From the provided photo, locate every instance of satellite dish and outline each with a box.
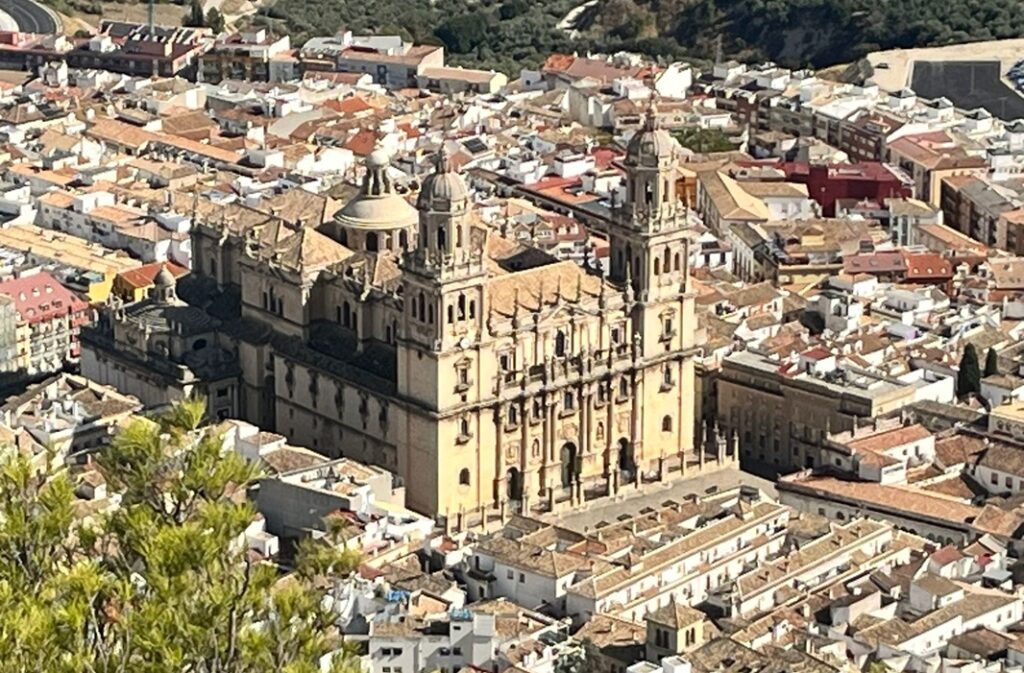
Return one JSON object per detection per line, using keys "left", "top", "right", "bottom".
{"left": 459, "top": 336, "right": 472, "bottom": 350}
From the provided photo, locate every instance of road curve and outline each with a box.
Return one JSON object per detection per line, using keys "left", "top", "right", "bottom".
{"left": 0, "top": 0, "right": 57, "bottom": 33}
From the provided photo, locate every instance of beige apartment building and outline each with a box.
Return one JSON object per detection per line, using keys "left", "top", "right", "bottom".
{"left": 717, "top": 348, "right": 946, "bottom": 473}
{"left": 85, "top": 111, "right": 712, "bottom": 523}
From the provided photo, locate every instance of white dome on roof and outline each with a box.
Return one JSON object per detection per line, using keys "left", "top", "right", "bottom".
{"left": 335, "top": 144, "right": 418, "bottom": 232}
{"left": 625, "top": 99, "right": 678, "bottom": 167}
{"left": 417, "top": 147, "right": 468, "bottom": 211}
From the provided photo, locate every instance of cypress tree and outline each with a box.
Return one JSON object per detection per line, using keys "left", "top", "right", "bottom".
{"left": 957, "top": 343, "right": 981, "bottom": 397}
{"left": 984, "top": 347, "right": 1000, "bottom": 377}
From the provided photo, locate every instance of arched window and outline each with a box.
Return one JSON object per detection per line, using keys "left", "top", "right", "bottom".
{"left": 456, "top": 225, "right": 463, "bottom": 247}
{"left": 674, "top": 252, "right": 681, "bottom": 271}
{"left": 663, "top": 366, "right": 673, "bottom": 386}
{"left": 458, "top": 294, "right": 466, "bottom": 320}
{"left": 459, "top": 468, "right": 471, "bottom": 486}
{"left": 447, "top": 305, "right": 454, "bottom": 324}
{"left": 555, "top": 330, "right": 567, "bottom": 356}
{"left": 460, "top": 416, "right": 470, "bottom": 437}
{"left": 654, "top": 258, "right": 661, "bottom": 275}
{"left": 469, "top": 300, "right": 476, "bottom": 319}
{"left": 428, "top": 306, "right": 435, "bottom": 324}
{"left": 437, "top": 226, "right": 447, "bottom": 251}
{"left": 385, "top": 325, "right": 392, "bottom": 343}
{"left": 209, "top": 257, "right": 217, "bottom": 277}
{"left": 399, "top": 230, "right": 409, "bottom": 250}
{"left": 366, "top": 232, "right": 379, "bottom": 252}
{"left": 342, "top": 301, "right": 351, "bottom": 328}
{"left": 417, "top": 292, "right": 425, "bottom": 321}
{"left": 563, "top": 391, "right": 574, "bottom": 410}
{"left": 663, "top": 248, "right": 670, "bottom": 273}
{"left": 619, "top": 377, "right": 629, "bottom": 398}
{"left": 411, "top": 297, "right": 418, "bottom": 319}
{"left": 662, "top": 415, "right": 672, "bottom": 432}
{"left": 508, "top": 405, "right": 518, "bottom": 426}
{"left": 644, "top": 181, "right": 653, "bottom": 206}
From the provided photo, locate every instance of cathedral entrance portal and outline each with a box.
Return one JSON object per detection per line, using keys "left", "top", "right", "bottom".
{"left": 560, "top": 442, "right": 578, "bottom": 488}
{"left": 618, "top": 438, "right": 635, "bottom": 481}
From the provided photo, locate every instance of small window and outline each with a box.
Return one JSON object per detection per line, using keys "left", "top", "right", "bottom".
{"left": 662, "top": 415, "right": 672, "bottom": 432}
{"left": 459, "top": 468, "right": 470, "bottom": 486}
{"left": 519, "top": 572, "right": 525, "bottom": 583}
{"left": 507, "top": 569, "right": 514, "bottom": 580}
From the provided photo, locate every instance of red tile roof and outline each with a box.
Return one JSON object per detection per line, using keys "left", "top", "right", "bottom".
{"left": 902, "top": 251, "right": 953, "bottom": 280}
{"left": 117, "top": 261, "right": 188, "bottom": 290}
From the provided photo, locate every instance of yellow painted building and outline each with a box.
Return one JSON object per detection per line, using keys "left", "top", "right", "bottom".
{"left": 0, "top": 224, "right": 142, "bottom": 302}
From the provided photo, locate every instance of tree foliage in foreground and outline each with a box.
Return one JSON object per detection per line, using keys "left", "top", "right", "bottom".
{"left": 0, "top": 397, "right": 361, "bottom": 673}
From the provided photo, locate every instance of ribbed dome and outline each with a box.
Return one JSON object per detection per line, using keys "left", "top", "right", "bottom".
{"left": 417, "top": 147, "right": 468, "bottom": 210}
{"left": 626, "top": 99, "right": 677, "bottom": 166}
{"left": 153, "top": 265, "right": 176, "bottom": 289}
{"left": 335, "top": 145, "right": 419, "bottom": 231}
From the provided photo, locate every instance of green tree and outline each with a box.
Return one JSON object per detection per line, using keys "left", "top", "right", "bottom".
{"left": 206, "top": 7, "right": 226, "bottom": 32}
{"left": 184, "top": 0, "right": 204, "bottom": 27}
{"left": 985, "top": 347, "right": 1000, "bottom": 377}
{"left": 957, "top": 343, "right": 982, "bottom": 397}
{"left": 672, "top": 126, "right": 735, "bottom": 153}
{"left": 434, "top": 12, "right": 489, "bottom": 53}
{"left": 0, "top": 398, "right": 362, "bottom": 672}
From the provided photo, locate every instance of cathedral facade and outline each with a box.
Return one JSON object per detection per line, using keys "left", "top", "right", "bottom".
{"left": 84, "top": 115, "right": 713, "bottom": 521}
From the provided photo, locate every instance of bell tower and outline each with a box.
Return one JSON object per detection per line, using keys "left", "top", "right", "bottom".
{"left": 607, "top": 99, "right": 698, "bottom": 476}
{"left": 401, "top": 148, "right": 486, "bottom": 355}
{"left": 608, "top": 100, "right": 696, "bottom": 357}
{"left": 397, "top": 149, "right": 488, "bottom": 516}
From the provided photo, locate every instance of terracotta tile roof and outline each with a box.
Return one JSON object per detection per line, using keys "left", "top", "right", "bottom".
{"left": 324, "top": 96, "right": 373, "bottom": 116}
{"left": 781, "top": 474, "right": 982, "bottom": 526}
{"left": 846, "top": 425, "right": 931, "bottom": 455}
{"left": 343, "top": 127, "right": 378, "bottom": 156}
{"left": 902, "top": 251, "right": 953, "bottom": 280}
{"left": 117, "top": 261, "right": 188, "bottom": 290}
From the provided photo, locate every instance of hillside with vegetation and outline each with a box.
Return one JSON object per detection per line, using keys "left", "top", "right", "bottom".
{"left": 261, "top": 0, "right": 577, "bottom": 74}
{"left": 259, "top": 0, "right": 1024, "bottom": 75}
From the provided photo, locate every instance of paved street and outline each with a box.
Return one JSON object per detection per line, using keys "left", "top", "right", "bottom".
{"left": 0, "top": 0, "right": 56, "bottom": 33}
{"left": 548, "top": 467, "right": 777, "bottom": 532}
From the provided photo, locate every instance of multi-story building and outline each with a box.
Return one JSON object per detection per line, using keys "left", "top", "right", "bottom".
{"left": 198, "top": 29, "right": 292, "bottom": 84}
{"left": 718, "top": 347, "right": 953, "bottom": 473}
{"left": 0, "top": 272, "right": 90, "bottom": 377}
{"left": 0, "top": 295, "right": 18, "bottom": 377}
{"left": 299, "top": 32, "right": 444, "bottom": 89}
{"left": 84, "top": 109, "right": 714, "bottom": 523}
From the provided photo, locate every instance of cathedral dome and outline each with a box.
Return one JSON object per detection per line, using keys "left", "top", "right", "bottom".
{"left": 417, "top": 147, "right": 468, "bottom": 211}
{"left": 335, "top": 145, "right": 418, "bottom": 232}
{"left": 153, "top": 264, "right": 176, "bottom": 289}
{"left": 625, "top": 100, "right": 677, "bottom": 167}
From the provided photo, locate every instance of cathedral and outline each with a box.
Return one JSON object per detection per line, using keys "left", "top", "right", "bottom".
{"left": 83, "top": 111, "right": 721, "bottom": 522}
